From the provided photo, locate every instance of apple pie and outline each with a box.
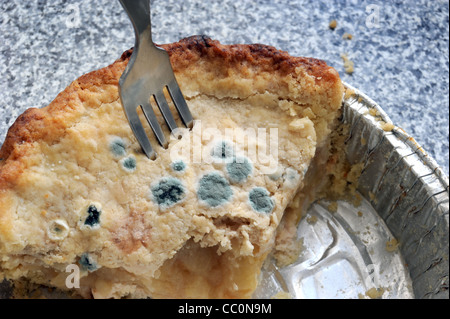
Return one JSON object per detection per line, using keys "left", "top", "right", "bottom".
{"left": 0, "top": 36, "right": 344, "bottom": 298}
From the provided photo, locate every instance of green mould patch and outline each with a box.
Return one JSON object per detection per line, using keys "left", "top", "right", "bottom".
{"left": 79, "top": 253, "right": 98, "bottom": 272}
{"left": 120, "top": 155, "right": 137, "bottom": 172}
{"left": 226, "top": 156, "right": 253, "bottom": 183}
{"left": 211, "top": 140, "right": 234, "bottom": 160}
{"left": 197, "top": 172, "right": 233, "bottom": 208}
{"left": 284, "top": 167, "right": 301, "bottom": 189}
{"left": 109, "top": 137, "right": 127, "bottom": 157}
{"left": 84, "top": 204, "right": 101, "bottom": 227}
{"left": 151, "top": 177, "right": 186, "bottom": 209}
{"left": 249, "top": 187, "right": 274, "bottom": 214}
{"left": 171, "top": 160, "right": 187, "bottom": 172}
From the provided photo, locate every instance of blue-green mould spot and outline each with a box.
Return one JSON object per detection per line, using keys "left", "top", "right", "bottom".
{"left": 211, "top": 141, "right": 234, "bottom": 159}
{"left": 226, "top": 156, "right": 253, "bottom": 183}
{"left": 284, "top": 167, "right": 300, "bottom": 188}
{"left": 249, "top": 187, "right": 274, "bottom": 214}
{"left": 171, "top": 160, "right": 186, "bottom": 172}
{"left": 84, "top": 204, "right": 101, "bottom": 227}
{"left": 120, "top": 156, "right": 137, "bottom": 172}
{"left": 152, "top": 177, "right": 185, "bottom": 208}
{"left": 79, "top": 253, "right": 97, "bottom": 272}
{"left": 197, "top": 173, "right": 233, "bottom": 207}
{"left": 286, "top": 167, "right": 299, "bottom": 181}
{"left": 268, "top": 167, "right": 283, "bottom": 181}
{"left": 110, "top": 137, "right": 127, "bottom": 157}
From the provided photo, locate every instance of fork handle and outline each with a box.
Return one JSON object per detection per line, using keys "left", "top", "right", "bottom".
{"left": 119, "top": 0, "right": 153, "bottom": 44}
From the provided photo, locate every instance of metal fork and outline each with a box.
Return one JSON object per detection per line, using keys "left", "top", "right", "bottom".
{"left": 118, "top": 0, "right": 193, "bottom": 160}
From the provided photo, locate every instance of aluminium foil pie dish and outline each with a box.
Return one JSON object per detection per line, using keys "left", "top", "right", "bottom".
{"left": 0, "top": 37, "right": 448, "bottom": 299}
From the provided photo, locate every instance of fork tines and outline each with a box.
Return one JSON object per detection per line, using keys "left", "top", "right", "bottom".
{"left": 121, "top": 78, "right": 194, "bottom": 160}
{"left": 118, "top": 0, "right": 193, "bottom": 160}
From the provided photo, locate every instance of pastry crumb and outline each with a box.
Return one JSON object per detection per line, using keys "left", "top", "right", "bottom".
{"left": 344, "top": 87, "right": 355, "bottom": 99}
{"left": 360, "top": 136, "right": 367, "bottom": 145}
{"left": 386, "top": 238, "right": 399, "bottom": 252}
{"left": 369, "top": 191, "right": 377, "bottom": 202}
{"left": 329, "top": 19, "right": 338, "bottom": 30}
{"left": 328, "top": 201, "right": 338, "bottom": 212}
{"left": 271, "top": 291, "right": 293, "bottom": 299}
{"left": 380, "top": 121, "right": 395, "bottom": 132}
{"left": 340, "top": 53, "right": 354, "bottom": 74}
{"left": 365, "top": 287, "right": 385, "bottom": 299}
{"left": 342, "top": 33, "right": 353, "bottom": 40}
{"left": 306, "top": 215, "right": 318, "bottom": 224}
{"left": 368, "top": 108, "right": 379, "bottom": 117}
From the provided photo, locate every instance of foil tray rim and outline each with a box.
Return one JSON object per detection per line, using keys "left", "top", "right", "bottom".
{"left": 343, "top": 81, "right": 449, "bottom": 189}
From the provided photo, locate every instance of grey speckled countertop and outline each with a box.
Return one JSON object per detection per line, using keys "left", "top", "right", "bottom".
{"left": 1, "top": 0, "right": 449, "bottom": 176}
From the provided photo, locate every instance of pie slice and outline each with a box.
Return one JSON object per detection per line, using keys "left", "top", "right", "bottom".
{"left": 0, "top": 36, "right": 344, "bottom": 299}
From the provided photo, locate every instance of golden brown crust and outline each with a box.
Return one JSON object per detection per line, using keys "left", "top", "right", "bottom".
{"left": 0, "top": 53, "right": 127, "bottom": 189}
{"left": 164, "top": 35, "right": 340, "bottom": 83}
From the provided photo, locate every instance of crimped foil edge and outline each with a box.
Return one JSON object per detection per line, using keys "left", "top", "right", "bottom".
{"left": 342, "top": 82, "right": 449, "bottom": 299}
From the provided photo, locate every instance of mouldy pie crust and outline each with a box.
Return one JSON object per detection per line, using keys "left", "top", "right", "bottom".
{"left": 0, "top": 36, "right": 344, "bottom": 299}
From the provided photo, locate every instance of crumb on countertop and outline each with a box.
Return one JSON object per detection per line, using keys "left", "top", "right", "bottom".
{"left": 342, "top": 32, "right": 353, "bottom": 40}
{"left": 340, "top": 53, "right": 354, "bottom": 75}
{"left": 329, "top": 19, "right": 338, "bottom": 30}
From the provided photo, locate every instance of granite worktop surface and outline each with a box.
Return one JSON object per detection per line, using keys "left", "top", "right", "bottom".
{"left": 0, "top": 0, "right": 448, "bottom": 176}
